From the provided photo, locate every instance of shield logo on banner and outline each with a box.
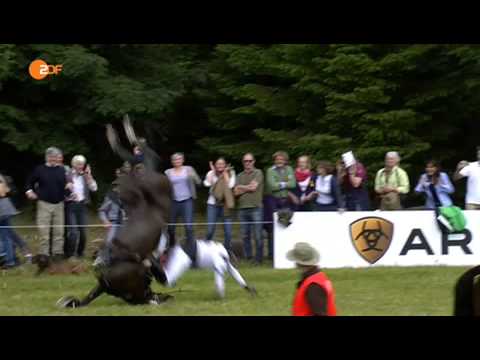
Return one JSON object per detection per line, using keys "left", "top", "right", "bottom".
{"left": 350, "top": 217, "right": 394, "bottom": 264}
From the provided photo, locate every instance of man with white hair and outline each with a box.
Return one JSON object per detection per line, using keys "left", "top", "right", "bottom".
{"left": 26, "top": 147, "right": 72, "bottom": 272}
{"left": 65, "top": 155, "right": 98, "bottom": 258}
{"left": 374, "top": 151, "right": 410, "bottom": 210}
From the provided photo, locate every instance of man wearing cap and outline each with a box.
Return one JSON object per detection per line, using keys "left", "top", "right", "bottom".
{"left": 287, "top": 242, "right": 337, "bottom": 316}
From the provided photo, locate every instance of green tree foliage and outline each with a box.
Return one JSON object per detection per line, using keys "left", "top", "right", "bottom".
{"left": 0, "top": 44, "right": 211, "bottom": 198}
{"left": 2, "top": 44, "right": 480, "bottom": 207}
{"left": 200, "top": 44, "right": 480, "bottom": 193}
{"left": 0, "top": 44, "right": 204, "bottom": 155}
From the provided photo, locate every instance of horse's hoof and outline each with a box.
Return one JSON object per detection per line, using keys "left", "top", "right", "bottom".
{"left": 149, "top": 293, "right": 173, "bottom": 305}
{"left": 246, "top": 286, "right": 257, "bottom": 297}
{"left": 56, "top": 296, "right": 80, "bottom": 309}
{"left": 142, "top": 259, "right": 152, "bottom": 268}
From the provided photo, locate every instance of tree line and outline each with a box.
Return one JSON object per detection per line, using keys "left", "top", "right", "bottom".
{"left": 1, "top": 44, "right": 479, "bottom": 207}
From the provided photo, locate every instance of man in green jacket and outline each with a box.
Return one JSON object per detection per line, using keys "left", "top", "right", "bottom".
{"left": 374, "top": 151, "right": 410, "bottom": 210}
{"left": 263, "top": 151, "right": 296, "bottom": 260}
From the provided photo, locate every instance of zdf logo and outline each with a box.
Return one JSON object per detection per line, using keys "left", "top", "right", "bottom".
{"left": 29, "top": 59, "right": 63, "bottom": 80}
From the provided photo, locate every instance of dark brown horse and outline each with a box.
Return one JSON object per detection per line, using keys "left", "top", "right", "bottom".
{"left": 57, "top": 117, "right": 173, "bottom": 308}
{"left": 454, "top": 265, "right": 480, "bottom": 316}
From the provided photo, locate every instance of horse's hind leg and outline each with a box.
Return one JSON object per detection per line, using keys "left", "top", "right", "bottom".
{"left": 79, "top": 283, "right": 105, "bottom": 306}
{"left": 148, "top": 291, "right": 174, "bottom": 305}
{"left": 57, "top": 283, "right": 105, "bottom": 309}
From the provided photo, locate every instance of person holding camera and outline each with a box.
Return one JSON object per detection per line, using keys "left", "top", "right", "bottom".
{"left": 65, "top": 155, "right": 98, "bottom": 258}
{"left": 415, "top": 160, "right": 454, "bottom": 209}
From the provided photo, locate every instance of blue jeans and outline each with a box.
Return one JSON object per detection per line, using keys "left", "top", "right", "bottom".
{"left": 345, "top": 191, "right": 370, "bottom": 211}
{"left": 94, "top": 220, "right": 122, "bottom": 268}
{"left": 3, "top": 217, "right": 29, "bottom": 254}
{"left": 238, "top": 207, "right": 263, "bottom": 262}
{"left": 66, "top": 202, "right": 88, "bottom": 257}
{"left": 314, "top": 203, "right": 338, "bottom": 211}
{"left": 105, "top": 221, "right": 122, "bottom": 245}
{"left": 168, "top": 198, "right": 196, "bottom": 259}
{"left": 206, "top": 204, "right": 232, "bottom": 251}
{"left": 0, "top": 217, "right": 15, "bottom": 267}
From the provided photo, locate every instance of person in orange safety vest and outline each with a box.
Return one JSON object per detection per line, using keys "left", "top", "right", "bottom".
{"left": 287, "top": 242, "right": 337, "bottom": 316}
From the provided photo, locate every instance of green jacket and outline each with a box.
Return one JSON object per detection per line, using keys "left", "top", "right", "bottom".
{"left": 438, "top": 206, "right": 467, "bottom": 232}
{"left": 374, "top": 166, "right": 410, "bottom": 194}
{"left": 264, "top": 165, "right": 296, "bottom": 198}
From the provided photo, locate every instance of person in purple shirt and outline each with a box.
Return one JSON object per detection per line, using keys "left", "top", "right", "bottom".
{"left": 337, "top": 159, "right": 370, "bottom": 211}
{"left": 164, "top": 153, "right": 202, "bottom": 260}
{"left": 415, "top": 160, "right": 455, "bottom": 209}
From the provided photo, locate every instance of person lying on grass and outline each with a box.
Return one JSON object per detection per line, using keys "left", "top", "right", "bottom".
{"left": 159, "top": 238, "right": 257, "bottom": 299}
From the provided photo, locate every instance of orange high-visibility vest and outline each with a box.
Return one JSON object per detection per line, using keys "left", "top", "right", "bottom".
{"left": 292, "top": 272, "right": 337, "bottom": 316}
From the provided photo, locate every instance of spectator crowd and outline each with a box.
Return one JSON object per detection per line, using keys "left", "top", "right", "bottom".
{"left": 2, "top": 144, "right": 480, "bottom": 270}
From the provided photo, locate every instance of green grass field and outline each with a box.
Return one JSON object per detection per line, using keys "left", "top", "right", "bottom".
{"left": 1, "top": 211, "right": 468, "bottom": 316}
{"left": 0, "top": 263, "right": 467, "bottom": 316}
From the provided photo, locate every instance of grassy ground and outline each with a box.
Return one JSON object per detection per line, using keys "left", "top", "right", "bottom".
{"left": 2, "top": 211, "right": 468, "bottom": 316}
{"left": 0, "top": 263, "right": 467, "bottom": 316}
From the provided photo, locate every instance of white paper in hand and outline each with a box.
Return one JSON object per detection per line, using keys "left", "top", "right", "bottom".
{"left": 342, "top": 151, "right": 356, "bottom": 168}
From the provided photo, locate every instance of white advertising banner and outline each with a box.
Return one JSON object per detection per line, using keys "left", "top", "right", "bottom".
{"left": 274, "top": 210, "right": 480, "bottom": 269}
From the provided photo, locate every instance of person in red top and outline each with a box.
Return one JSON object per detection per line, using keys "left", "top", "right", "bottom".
{"left": 287, "top": 242, "right": 337, "bottom": 316}
{"left": 337, "top": 159, "right": 370, "bottom": 211}
{"left": 289, "top": 155, "right": 315, "bottom": 211}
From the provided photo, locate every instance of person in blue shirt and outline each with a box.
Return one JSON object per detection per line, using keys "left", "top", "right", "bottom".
{"left": 415, "top": 160, "right": 455, "bottom": 209}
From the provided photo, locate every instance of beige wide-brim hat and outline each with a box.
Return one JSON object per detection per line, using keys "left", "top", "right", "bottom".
{"left": 286, "top": 242, "right": 320, "bottom": 266}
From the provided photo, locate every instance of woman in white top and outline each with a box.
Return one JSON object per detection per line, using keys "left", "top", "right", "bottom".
{"left": 306, "top": 161, "right": 343, "bottom": 211}
{"left": 204, "top": 158, "right": 236, "bottom": 251}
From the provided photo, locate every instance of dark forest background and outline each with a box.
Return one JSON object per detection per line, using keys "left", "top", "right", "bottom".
{"left": 1, "top": 44, "right": 479, "bottom": 209}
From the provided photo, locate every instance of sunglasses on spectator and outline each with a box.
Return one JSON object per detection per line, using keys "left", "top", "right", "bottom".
{"left": 243, "top": 159, "right": 254, "bottom": 163}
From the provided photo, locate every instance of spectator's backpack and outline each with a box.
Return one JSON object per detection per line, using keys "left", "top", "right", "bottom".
{"left": 437, "top": 206, "right": 467, "bottom": 233}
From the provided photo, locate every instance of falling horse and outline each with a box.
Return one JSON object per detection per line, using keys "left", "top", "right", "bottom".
{"left": 57, "top": 117, "right": 173, "bottom": 307}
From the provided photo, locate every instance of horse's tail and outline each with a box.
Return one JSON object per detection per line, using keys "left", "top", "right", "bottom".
{"left": 454, "top": 265, "right": 480, "bottom": 316}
